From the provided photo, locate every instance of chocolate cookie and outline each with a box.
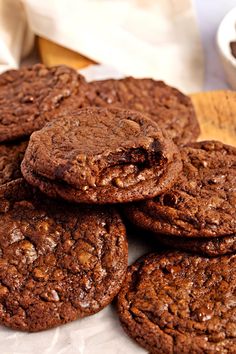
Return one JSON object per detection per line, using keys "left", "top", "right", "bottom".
{"left": 117, "top": 251, "right": 236, "bottom": 353}
{"left": 21, "top": 107, "right": 182, "bottom": 204}
{"left": 127, "top": 141, "right": 236, "bottom": 237}
{"left": 0, "top": 64, "right": 87, "bottom": 142}
{"left": 154, "top": 233, "right": 236, "bottom": 257}
{"left": 0, "top": 180, "right": 128, "bottom": 332}
{"left": 0, "top": 140, "right": 27, "bottom": 189}
{"left": 86, "top": 77, "right": 199, "bottom": 145}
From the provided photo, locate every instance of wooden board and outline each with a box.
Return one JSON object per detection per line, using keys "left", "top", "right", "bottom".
{"left": 38, "top": 37, "right": 236, "bottom": 147}
{"left": 37, "top": 37, "right": 95, "bottom": 70}
{"left": 190, "top": 91, "right": 236, "bottom": 146}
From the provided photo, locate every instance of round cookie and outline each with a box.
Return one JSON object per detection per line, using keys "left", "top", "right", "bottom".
{"left": 0, "top": 140, "right": 27, "bottom": 188}
{"left": 0, "top": 180, "right": 128, "bottom": 332}
{"left": 117, "top": 252, "right": 236, "bottom": 354}
{"left": 21, "top": 107, "right": 182, "bottom": 204}
{"left": 154, "top": 233, "right": 236, "bottom": 257}
{"left": 127, "top": 141, "right": 236, "bottom": 237}
{"left": 0, "top": 64, "right": 87, "bottom": 142}
{"left": 86, "top": 77, "right": 199, "bottom": 145}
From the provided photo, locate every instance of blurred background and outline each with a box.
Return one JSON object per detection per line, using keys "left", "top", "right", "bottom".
{"left": 1, "top": 0, "right": 236, "bottom": 92}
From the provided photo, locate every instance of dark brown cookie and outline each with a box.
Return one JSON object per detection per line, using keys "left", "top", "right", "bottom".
{"left": 0, "top": 140, "right": 27, "bottom": 188}
{"left": 0, "top": 180, "right": 128, "bottom": 332}
{"left": 154, "top": 233, "right": 236, "bottom": 257}
{"left": 86, "top": 77, "right": 199, "bottom": 145}
{"left": 21, "top": 107, "right": 182, "bottom": 204}
{"left": 127, "top": 141, "right": 236, "bottom": 237}
{"left": 117, "top": 251, "right": 236, "bottom": 354}
{"left": 0, "top": 64, "right": 87, "bottom": 142}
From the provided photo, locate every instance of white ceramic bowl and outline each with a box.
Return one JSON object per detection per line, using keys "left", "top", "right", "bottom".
{"left": 216, "top": 7, "right": 236, "bottom": 89}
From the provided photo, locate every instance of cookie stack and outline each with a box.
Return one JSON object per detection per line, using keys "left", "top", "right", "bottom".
{"left": 0, "top": 63, "right": 235, "bottom": 354}
{"left": 127, "top": 140, "right": 236, "bottom": 257}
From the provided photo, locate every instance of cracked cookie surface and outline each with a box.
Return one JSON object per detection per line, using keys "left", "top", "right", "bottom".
{"left": 127, "top": 141, "right": 236, "bottom": 237}
{"left": 0, "top": 181, "right": 128, "bottom": 332}
{"left": 0, "top": 64, "right": 87, "bottom": 142}
{"left": 86, "top": 77, "right": 199, "bottom": 145}
{"left": 117, "top": 252, "right": 236, "bottom": 353}
{"left": 21, "top": 107, "right": 182, "bottom": 204}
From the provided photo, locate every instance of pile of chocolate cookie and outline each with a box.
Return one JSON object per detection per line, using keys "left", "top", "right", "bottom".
{"left": 0, "top": 64, "right": 235, "bottom": 353}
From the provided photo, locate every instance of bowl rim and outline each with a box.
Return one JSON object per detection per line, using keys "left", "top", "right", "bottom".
{"left": 216, "top": 6, "right": 236, "bottom": 67}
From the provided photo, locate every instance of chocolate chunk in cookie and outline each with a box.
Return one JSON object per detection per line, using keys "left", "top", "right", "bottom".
{"left": 86, "top": 77, "right": 199, "bottom": 145}
{"left": 127, "top": 141, "right": 236, "bottom": 237}
{"left": 117, "top": 251, "right": 236, "bottom": 353}
{"left": 0, "top": 64, "right": 87, "bottom": 142}
{"left": 21, "top": 107, "right": 182, "bottom": 204}
{"left": 0, "top": 180, "right": 128, "bottom": 332}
